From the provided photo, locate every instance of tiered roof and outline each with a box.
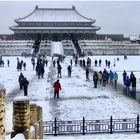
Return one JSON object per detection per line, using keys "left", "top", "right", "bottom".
{"left": 10, "top": 6, "right": 101, "bottom": 32}
{"left": 15, "top": 5, "right": 95, "bottom": 23}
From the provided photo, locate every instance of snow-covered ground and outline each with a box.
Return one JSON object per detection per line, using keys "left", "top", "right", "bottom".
{"left": 1, "top": 55, "right": 140, "bottom": 139}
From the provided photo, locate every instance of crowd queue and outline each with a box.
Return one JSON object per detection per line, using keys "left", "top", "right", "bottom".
{"left": 1, "top": 54, "right": 136, "bottom": 99}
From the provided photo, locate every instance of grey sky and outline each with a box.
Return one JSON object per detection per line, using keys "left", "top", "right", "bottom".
{"left": 0, "top": 1, "right": 140, "bottom": 37}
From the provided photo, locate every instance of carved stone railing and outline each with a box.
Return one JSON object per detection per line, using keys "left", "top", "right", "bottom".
{"left": 11, "top": 96, "right": 43, "bottom": 139}
{"left": 0, "top": 83, "right": 6, "bottom": 139}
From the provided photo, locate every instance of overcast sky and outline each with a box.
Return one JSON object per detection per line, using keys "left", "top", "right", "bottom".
{"left": 0, "top": 1, "right": 140, "bottom": 37}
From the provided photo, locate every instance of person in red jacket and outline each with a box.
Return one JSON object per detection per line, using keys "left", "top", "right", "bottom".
{"left": 53, "top": 79, "right": 62, "bottom": 99}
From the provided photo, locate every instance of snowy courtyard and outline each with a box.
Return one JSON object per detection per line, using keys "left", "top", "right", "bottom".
{"left": 1, "top": 55, "right": 140, "bottom": 139}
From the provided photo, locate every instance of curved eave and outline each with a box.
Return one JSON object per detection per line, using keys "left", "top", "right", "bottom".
{"left": 74, "top": 8, "right": 96, "bottom": 23}
{"left": 15, "top": 21, "right": 94, "bottom": 23}
{"left": 94, "top": 26, "right": 101, "bottom": 31}
{"left": 15, "top": 8, "right": 36, "bottom": 23}
{"left": 9, "top": 26, "right": 100, "bottom": 30}
{"left": 9, "top": 26, "right": 15, "bottom": 31}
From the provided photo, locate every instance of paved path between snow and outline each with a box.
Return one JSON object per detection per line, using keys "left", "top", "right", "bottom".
{"left": 48, "top": 61, "right": 61, "bottom": 120}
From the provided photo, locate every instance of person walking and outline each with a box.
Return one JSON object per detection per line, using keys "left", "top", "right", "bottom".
{"left": 131, "top": 74, "right": 136, "bottom": 99}
{"left": 23, "top": 62, "right": 26, "bottom": 70}
{"left": 123, "top": 70, "right": 127, "bottom": 84}
{"left": 109, "top": 70, "right": 114, "bottom": 85}
{"left": 86, "top": 68, "right": 90, "bottom": 81}
{"left": 7, "top": 59, "right": 10, "bottom": 67}
{"left": 114, "top": 72, "right": 118, "bottom": 88}
{"left": 57, "top": 64, "right": 62, "bottom": 78}
{"left": 98, "top": 71, "right": 102, "bottom": 85}
{"left": 93, "top": 71, "right": 98, "bottom": 88}
{"left": 23, "top": 77, "right": 29, "bottom": 96}
{"left": 99, "top": 59, "right": 102, "bottom": 67}
{"left": 102, "top": 69, "right": 107, "bottom": 87}
{"left": 70, "top": 59, "right": 72, "bottom": 67}
{"left": 125, "top": 76, "right": 130, "bottom": 96}
{"left": 31, "top": 58, "right": 35, "bottom": 70}
{"left": 53, "top": 79, "right": 62, "bottom": 99}
{"left": 67, "top": 65, "right": 72, "bottom": 77}
{"left": 18, "top": 73, "right": 24, "bottom": 90}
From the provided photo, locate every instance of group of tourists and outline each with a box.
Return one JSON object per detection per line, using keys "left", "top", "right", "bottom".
{"left": 94, "top": 59, "right": 102, "bottom": 67}
{"left": 16, "top": 58, "right": 26, "bottom": 71}
{"left": 79, "top": 57, "right": 92, "bottom": 67}
{"left": 18, "top": 72, "right": 29, "bottom": 96}
{"left": 123, "top": 70, "right": 137, "bottom": 98}
{"left": 105, "top": 60, "right": 111, "bottom": 68}
{"left": 35, "top": 58, "right": 45, "bottom": 79}
{"left": 86, "top": 68, "right": 118, "bottom": 88}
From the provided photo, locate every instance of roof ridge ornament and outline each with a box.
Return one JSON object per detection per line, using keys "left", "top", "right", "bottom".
{"left": 35, "top": 5, "right": 39, "bottom": 10}
{"left": 72, "top": 5, "right": 76, "bottom": 10}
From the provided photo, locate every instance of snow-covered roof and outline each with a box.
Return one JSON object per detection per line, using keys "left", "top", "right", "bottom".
{"left": 15, "top": 6, "right": 95, "bottom": 23}
{"left": 10, "top": 26, "right": 100, "bottom": 30}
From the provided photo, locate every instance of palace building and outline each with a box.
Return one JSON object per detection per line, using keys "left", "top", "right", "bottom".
{"left": 9, "top": 5, "right": 100, "bottom": 41}
{"left": 0, "top": 5, "right": 140, "bottom": 56}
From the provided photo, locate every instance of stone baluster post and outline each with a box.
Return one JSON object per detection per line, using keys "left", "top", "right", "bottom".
{"left": 37, "top": 106, "right": 43, "bottom": 139}
{"left": 30, "top": 102, "right": 38, "bottom": 139}
{"left": 0, "top": 83, "right": 6, "bottom": 139}
{"left": 11, "top": 96, "right": 30, "bottom": 139}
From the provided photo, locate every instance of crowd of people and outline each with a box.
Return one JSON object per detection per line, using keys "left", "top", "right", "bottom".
{"left": 78, "top": 56, "right": 137, "bottom": 99}
{"left": 3, "top": 54, "right": 136, "bottom": 100}
{"left": 16, "top": 58, "right": 26, "bottom": 71}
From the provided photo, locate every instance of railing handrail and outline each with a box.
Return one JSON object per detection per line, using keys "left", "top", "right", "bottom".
{"left": 43, "top": 115, "right": 140, "bottom": 136}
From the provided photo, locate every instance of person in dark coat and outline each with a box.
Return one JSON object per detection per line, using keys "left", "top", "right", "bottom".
{"left": 67, "top": 65, "right": 72, "bottom": 77}
{"left": 57, "top": 64, "right": 62, "bottom": 78}
{"left": 102, "top": 69, "right": 107, "bottom": 87}
{"left": 130, "top": 71, "right": 134, "bottom": 83}
{"left": 23, "top": 62, "right": 26, "bottom": 70}
{"left": 37, "top": 63, "right": 41, "bottom": 79}
{"left": 125, "top": 76, "right": 130, "bottom": 96}
{"left": 86, "top": 68, "right": 90, "bottom": 81}
{"left": 93, "top": 71, "right": 98, "bottom": 88}
{"left": 99, "top": 59, "right": 102, "bottom": 67}
{"left": 53, "top": 79, "right": 62, "bottom": 99}
{"left": 94, "top": 59, "right": 97, "bottom": 67}
{"left": 83, "top": 59, "right": 85, "bottom": 67}
{"left": 45, "top": 59, "right": 48, "bottom": 66}
{"left": 131, "top": 74, "right": 136, "bottom": 99}
{"left": 79, "top": 60, "right": 82, "bottom": 67}
{"left": 105, "top": 60, "right": 108, "bottom": 67}
{"left": 41, "top": 65, "right": 45, "bottom": 78}
{"left": 7, "top": 59, "right": 10, "bottom": 67}
{"left": 123, "top": 70, "right": 127, "bottom": 84}
{"left": 70, "top": 59, "right": 72, "bottom": 67}
{"left": 75, "top": 58, "right": 78, "bottom": 66}
{"left": 31, "top": 58, "right": 35, "bottom": 70}
{"left": 18, "top": 73, "right": 24, "bottom": 90}
{"left": 23, "top": 77, "right": 29, "bottom": 96}
{"left": 108, "top": 61, "right": 111, "bottom": 68}
{"left": 53, "top": 60, "right": 56, "bottom": 67}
